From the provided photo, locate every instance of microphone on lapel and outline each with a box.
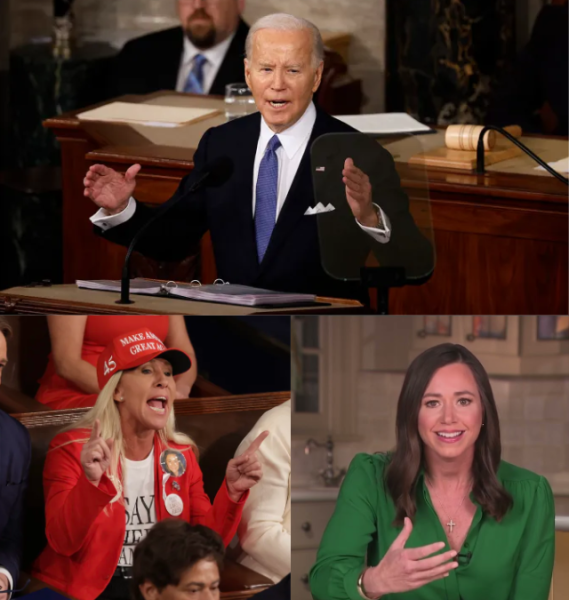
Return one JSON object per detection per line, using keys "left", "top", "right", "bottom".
{"left": 116, "top": 156, "right": 234, "bottom": 305}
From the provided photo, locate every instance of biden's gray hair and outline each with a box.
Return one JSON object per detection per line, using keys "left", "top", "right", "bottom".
{"left": 245, "top": 13, "right": 324, "bottom": 68}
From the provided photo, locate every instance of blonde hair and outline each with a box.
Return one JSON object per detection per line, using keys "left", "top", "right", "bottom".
{"left": 58, "top": 370, "right": 194, "bottom": 505}
{"left": 245, "top": 13, "right": 324, "bottom": 68}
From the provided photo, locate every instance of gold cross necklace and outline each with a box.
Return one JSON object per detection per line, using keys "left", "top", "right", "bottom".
{"left": 426, "top": 478, "right": 473, "bottom": 533}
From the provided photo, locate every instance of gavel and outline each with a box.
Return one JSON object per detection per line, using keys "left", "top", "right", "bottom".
{"left": 445, "top": 124, "right": 522, "bottom": 151}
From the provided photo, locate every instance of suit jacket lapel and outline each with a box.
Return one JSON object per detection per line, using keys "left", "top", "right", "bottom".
{"left": 258, "top": 109, "right": 329, "bottom": 273}
{"left": 227, "top": 113, "right": 262, "bottom": 272}
{"left": 159, "top": 27, "right": 184, "bottom": 90}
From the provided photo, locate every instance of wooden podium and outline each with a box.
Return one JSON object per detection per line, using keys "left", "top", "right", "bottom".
{"left": 0, "top": 284, "right": 363, "bottom": 315}
{"left": 43, "top": 92, "right": 568, "bottom": 314}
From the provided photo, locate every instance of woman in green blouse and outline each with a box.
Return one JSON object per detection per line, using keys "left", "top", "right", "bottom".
{"left": 310, "top": 343, "right": 555, "bottom": 600}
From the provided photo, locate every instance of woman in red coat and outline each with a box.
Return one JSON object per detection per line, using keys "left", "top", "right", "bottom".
{"left": 36, "top": 315, "right": 198, "bottom": 409}
{"left": 32, "top": 327, "right": 267, "bottom": 600}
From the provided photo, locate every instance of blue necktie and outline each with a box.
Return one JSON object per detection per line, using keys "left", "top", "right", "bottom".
{"left": 183, "top": 54, "right": 207, "bottom": 94}
{"left": 255, "top": 135, "right": 282, "bottom": 262}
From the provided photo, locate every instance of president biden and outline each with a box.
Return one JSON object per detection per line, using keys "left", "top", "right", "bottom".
{"left": 85, "top": 13, "right": 429, "bottom": 299}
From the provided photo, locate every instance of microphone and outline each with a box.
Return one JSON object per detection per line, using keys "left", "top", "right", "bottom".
{"left": 116, "top": 156, "right": 234, "bottom": 304}
{"left": 475, "top": 125, "right": 568, "bottom": 186}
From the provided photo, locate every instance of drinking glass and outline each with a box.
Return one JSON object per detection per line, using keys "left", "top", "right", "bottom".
{"left": 225, "top": 83, "right": 257, "bottom": 121}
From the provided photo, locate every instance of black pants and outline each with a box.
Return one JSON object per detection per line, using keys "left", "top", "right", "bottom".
{"left": 96, "top": 575, "right": 131, "bottom": 600}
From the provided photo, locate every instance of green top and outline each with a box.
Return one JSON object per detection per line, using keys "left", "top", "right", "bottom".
{"left": 309, "top": 453, "right": 555, "bottom": 600}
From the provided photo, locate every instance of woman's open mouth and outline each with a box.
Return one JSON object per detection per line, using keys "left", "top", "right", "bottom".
{"left": 435, "top": 430, "right": 465, "bottom": 443}
{"left": 147, "top": 396, "right": 168, "bottom": 415}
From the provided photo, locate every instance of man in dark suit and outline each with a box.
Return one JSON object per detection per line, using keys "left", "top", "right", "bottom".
{"left": 112, "top": 0, "right": 249, "bottom": 97}
{"left": 0, "top": 318, "right": 31, "bottom": 594}
{"left": 87, "top": 14, "right": 432, "bottom": 300}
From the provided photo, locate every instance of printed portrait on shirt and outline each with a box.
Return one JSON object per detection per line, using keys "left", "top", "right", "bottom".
{"left": 160, "top": 449, "right": 187, "bottom": 478}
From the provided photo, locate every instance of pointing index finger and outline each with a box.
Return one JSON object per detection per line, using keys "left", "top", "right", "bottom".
{"left": 244, "top": 430, "right": 269, "bottom": 456}
{"left": 90, "top": 419, "right": 101, "bottom": 441}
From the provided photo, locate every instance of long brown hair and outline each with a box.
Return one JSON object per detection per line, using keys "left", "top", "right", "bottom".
{"left": 0, "top": 317, "right": 12, "bottom": 340}
{"left": 385, "top": 343, "right": 513, "bottom": 525}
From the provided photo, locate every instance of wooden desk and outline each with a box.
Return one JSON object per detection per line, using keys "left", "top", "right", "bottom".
{"left": 44, "top": 93, "right": 568, "bottom": 314}
{"left": 0, "top": 285, "right": 363, "bottom": 315}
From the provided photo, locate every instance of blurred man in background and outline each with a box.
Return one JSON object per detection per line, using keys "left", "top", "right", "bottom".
{"left": 112, "top": 0, "right": 249, "bottom": 96}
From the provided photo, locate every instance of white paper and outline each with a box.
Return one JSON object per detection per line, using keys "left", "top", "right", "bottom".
{"left": 77, "top": 102, "right": 219, "bottom": 127}
{"left": 535, "top": 157, "right": 569, "bottom": 174}
{"left": 334, "top": 112, "right": 431, "bottom": 134}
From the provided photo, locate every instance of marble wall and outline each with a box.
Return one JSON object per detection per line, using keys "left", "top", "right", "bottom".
{"left": 386, "top": 0, "right": 517, "bottom": 124}
{"left": 293, "top": 363, "right": 569, "bottom": 514}
{"left": 8, "top": 0, "right": 387, "bottom": 111}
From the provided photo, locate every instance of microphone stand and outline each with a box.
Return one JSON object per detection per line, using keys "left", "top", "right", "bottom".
{"left": 475, "top": 125, "right": 569, "bottom": 186}
{"left": 116, "top": 170, "right": 212, "bottom": 305}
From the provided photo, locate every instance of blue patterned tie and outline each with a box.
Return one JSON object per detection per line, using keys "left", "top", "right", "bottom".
{"left": 183, "top": 54, "right": 207, "bottom": 94}
{"left": 255, "top": 134, "right": 282, "bottom": 262}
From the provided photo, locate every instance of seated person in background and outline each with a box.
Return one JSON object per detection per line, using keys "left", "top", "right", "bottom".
{"left": 32, "top": 327, "right": 268, "bottom": 600}
{"left": 487, "top": 1, "right": 568, "bottom": 135}
{"left": 87, "top": 13, "right": 431, "bottom": 301}
{"left": 112, "top": 0, "right": 249, "bottom": 97}
{"left": 0, "top": 318, "right": 31, "bottom": 595}
{"left": 36, "top": 315, "right": 197, "bottom": 409}
{"left": 132, "top": 521, "right": 224, "bottom": 600}
{"left": 234, "top": 399, "right": 290, "bottom": 582}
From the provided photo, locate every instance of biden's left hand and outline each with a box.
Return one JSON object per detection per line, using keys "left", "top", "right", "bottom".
{"left": 225, "top": 431, "right": 269, "bottom": 502}
{"left": 343, "top": 158, "right": 379, "bottom": 227}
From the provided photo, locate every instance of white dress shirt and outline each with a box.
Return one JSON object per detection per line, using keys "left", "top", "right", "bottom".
{"left": 91, "top": 102, "right": 391, "bottom": 243}
{"left": 175, "top": 33, "right": 236, "bottom": 94}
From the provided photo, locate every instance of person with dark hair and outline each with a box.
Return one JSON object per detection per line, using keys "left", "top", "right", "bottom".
{"left": 310, "top": 343, "right": 555, "bottom": 600}
{"left": 0, "top": 317, "right": 32, "bottom": 595}
{"left": 132, "top": 521, "right": 224, "bottom": 600}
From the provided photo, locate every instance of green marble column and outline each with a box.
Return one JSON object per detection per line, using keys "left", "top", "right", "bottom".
{"left": 9, "top": 42, "right": 116, "bottom": 168}
{"left": 386, "top": 0, "right": 516, "bottom": 125}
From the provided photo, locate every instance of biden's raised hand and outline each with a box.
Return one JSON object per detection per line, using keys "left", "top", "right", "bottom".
{"left": 84, "top": 163, "right": 141, "bottom": 215}
{"left": 342, "top": 157, "right": 378, "bottom": 227}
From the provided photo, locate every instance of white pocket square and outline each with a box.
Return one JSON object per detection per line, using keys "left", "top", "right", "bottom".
{"left": 304, "top": 202, "right": 336, "bottom": 216}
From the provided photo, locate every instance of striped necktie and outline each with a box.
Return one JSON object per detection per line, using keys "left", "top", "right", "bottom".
{"left": 255, "top": 134, "right": 282, "bottom": 262}
{"left": 183, "top": 54, "right": 207, "bottom": 94}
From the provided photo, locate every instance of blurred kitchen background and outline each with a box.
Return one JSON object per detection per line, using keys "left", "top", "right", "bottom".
{"left": 291, "top": 315, "right": 569, "bottom": 600}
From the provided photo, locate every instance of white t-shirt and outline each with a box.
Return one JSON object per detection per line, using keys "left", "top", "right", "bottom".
{"left": 118, "top": 449, "right": 157, "bottom": 567}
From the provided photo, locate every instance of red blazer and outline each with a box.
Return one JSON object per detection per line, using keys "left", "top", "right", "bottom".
{"left": 32, "top": 429, "right": 247, "bottom": 600}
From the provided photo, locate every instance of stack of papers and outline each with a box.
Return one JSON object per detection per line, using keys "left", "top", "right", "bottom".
{"left": 335, "top": 112, "right": 432, "bottom": 135}
{"left": 77, "top": 102, "right": 220, "bottom": 128}
{"left": 535, "top": 157, "right": 569, "bottom": 174}
{"left": 76, "top": 278, "right": 316, "bottom": 307}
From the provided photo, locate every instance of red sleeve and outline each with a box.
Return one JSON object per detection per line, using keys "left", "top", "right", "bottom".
{"left": 186, "top": 449, "right": 248, "bottom": 546}
{"left": 43, "top": 435, "right": 117, "bottom": 556}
